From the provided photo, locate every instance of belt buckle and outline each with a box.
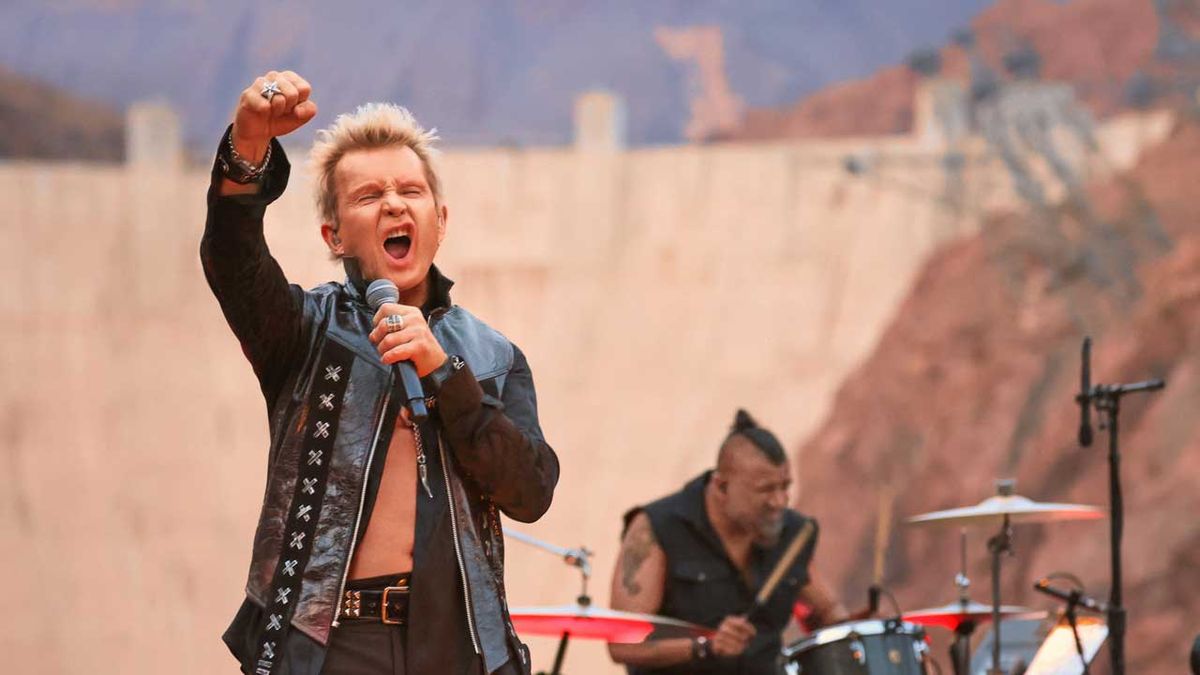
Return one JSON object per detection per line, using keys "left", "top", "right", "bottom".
{"left": 381, "top": 584, "right": 409, "bottom": 625}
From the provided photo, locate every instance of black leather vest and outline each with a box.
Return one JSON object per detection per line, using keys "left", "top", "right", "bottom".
{"left": 242, "top": 279, "right": 522, "bottom": 674}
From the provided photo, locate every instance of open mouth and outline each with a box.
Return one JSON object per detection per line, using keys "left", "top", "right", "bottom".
{"left": 383, "top": 234, "right": 412, "bottom": 260}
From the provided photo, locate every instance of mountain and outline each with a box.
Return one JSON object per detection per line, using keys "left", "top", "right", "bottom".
{"left": 0, "top": 65, "right": 122, "bottom": 160}
{"left": 0, "top": 0, "right": 993, "bottom": 148}
{"left": 726, "top": 0, "right": 1198, "bottom": 140}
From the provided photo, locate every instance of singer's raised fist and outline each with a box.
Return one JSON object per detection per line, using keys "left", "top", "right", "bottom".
{"left": 231, "top": 70, "right": 317, "bottom": 163}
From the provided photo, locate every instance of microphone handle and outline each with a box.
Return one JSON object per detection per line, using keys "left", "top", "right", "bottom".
{"left": 395, "top": 360, "right": 428, "bottom": 421}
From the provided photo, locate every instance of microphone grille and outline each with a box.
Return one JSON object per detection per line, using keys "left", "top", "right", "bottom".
{"left": 365, "top": 279, "right": 399, "bottom": 310}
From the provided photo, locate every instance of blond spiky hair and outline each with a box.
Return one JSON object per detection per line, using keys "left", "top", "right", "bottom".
{"left": 309, "top": 102, "right": 443, "bottom": 226}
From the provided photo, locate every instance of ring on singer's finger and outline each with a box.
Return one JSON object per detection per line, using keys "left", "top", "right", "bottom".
{"left": 260, "top": 80, "right": 282, "bottom": 101}
{"left": 385, "top": 314, "right": 405, "bottom": 333}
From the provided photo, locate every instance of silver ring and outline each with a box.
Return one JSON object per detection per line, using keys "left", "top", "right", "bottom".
{"left": 385, "top": 314, "right": 405, "bottom": 333}
{"left": 260, "top": 80, "right": 282, "bottom": 101}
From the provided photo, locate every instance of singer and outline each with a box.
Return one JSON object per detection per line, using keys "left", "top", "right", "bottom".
{"left": 201, "top": 70, "right": 559, "bottom": 675}
{"left": 607, "top": 410, "right": 848, "bottom": 674}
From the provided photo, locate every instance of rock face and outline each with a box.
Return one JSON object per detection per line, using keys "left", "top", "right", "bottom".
{"left": 794, "top": 118, "right": 1200, "bottom": 672}
{"left": 727, "top": 0, "right": 1177, "bottom": 141}
{"left": 728, "top": 66, "right": 919, "bottom": 141}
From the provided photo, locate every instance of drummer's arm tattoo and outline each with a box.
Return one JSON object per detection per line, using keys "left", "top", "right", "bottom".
{"left": 610, "top": 513, "right": 689, "bottom": 667}
{"left": 621, "top": 514, "right": 657, "bottom": 596}
{"left": 611, "top": 512, "right": 666, "bottom": 616}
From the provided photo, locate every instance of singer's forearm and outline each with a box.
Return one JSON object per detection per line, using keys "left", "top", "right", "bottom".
{"left": 202, "top": 128, "right": 304, "bottom": 400}
{"left": 433, "top": 349, "right": 558, "bottom": 522}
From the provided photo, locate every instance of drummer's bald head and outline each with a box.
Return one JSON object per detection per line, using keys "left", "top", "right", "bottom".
{"left": 716, "top": 409, "right": 787, "bottom": 472}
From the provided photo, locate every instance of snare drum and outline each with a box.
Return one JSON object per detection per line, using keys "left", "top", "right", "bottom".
{"left": 781, "top": 619, "right": 929, "bottom": 674}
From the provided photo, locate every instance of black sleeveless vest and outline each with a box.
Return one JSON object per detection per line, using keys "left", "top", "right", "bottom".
{"left": 624, "top": 471, "right": 818, "bottom": 675}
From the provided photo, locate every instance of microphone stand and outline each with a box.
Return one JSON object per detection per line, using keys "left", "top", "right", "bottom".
{"left": 1076, "top": 337, "right": 1166, "bottom": 675}
{"left": 1064, "top": 594, "right": 1091, "bottom": 675}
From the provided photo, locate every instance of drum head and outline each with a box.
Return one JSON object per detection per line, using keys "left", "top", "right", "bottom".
{"left": 783, "top": 619, "right": 925, "bottom": 657}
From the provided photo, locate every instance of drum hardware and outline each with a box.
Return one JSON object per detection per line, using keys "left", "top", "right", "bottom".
{"left": 952, "top": 528, "right": 971, "bottom": 675}
{"left": 503, "top": 528, "right": 716, "bottom": 674}
{"left": 503, "top": 527, "right": 592, "bottom": 606}
{"left": 507, "top": 603, "right": 713, "bottom": 643}
{"left": 781, "top": 618, "right": 930, "bottom": 675}
{"left": 986, "top": 505, "right": 1014, "bottom": 675}
{"left": 850, "top": 638, "right": 866, "bottom": 664}
{"left": 502, "top": 527, "right": 596, "bottom": 675}
{"left": 907, "top": 480, "right": 1102, "bottom": 675}
{"left": 1074, "top": 336, "right": 1166, "bottom": 675}
{"left": 903, "top": 602, "right": 1046, "bottom": 631}
{"left": 1032, "top": 575, "right": 1108, "bottom": 675}
{"left": 901, "top": 529, "right": 1039, "bottom": 675}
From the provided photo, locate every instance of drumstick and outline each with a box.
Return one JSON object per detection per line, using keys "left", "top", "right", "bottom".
{"left": 873, "top": 487, "right": 895, "bottom": 585}
{"left": 868, "top": 487, "right": 895, "bottom": 615}
{"left": 747, "top": 519, "right": 816, "bottom": 618}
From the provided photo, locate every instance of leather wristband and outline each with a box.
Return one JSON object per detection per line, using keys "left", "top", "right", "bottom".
{"left": 218, "top": 133, "right": 272, "bottom": 184}
{"left": 425, "top": 353, "right": 466, "bottom": 392}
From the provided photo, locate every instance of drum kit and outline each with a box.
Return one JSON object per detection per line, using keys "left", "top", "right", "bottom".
{"left": 503, "top": 526, "right": 713, "bottom": 675}
{"left": 506, "top": 484, "right": 1105, "bottom": 675}
{"left": 505, "top": 338, "right": 1163, "bottom": 674}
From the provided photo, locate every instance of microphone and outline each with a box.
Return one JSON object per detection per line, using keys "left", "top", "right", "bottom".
{"left": 1077, "top": 337, "right": 1093, "bottom": 447}
{"left": 366, "top": 279, "right": 428, "bottom": 421}
{"left": 1033, "top": 578, "right": 1108, "bottom": 614}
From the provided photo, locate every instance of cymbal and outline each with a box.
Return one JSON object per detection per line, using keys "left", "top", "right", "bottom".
{"left": 907, "top": 494, "right": 1104, "bottom": 527}
{"left": 903, "top": 601, "right": 1047, "bottom": 631}
{"left": 509, "top": 603, "right": 714, "bottom": 643}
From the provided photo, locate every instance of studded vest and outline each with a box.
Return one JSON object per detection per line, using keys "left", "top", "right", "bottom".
{"left": 240, "top": 282, "right": 525, "bottom": 674}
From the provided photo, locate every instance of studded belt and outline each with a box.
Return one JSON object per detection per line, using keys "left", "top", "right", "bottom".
{"left": 340, "top": 575, "right": 411, "bottom": 624}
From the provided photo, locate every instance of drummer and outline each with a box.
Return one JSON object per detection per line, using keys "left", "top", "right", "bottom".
{"left": 608, "top": 409, "right": 848, "bottom": 674}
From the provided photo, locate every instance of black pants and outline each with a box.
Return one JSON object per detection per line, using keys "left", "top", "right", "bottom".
{"left": 321, "top": 574, "right": 409, "bottom": 675}
{"left": 321, "top": 621, "right": 408, "bottom": 675}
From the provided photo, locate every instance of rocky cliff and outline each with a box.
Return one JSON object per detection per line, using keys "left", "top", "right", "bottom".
{"left": 795, "top": 115, "right": 1200, "bottom": 671}
{"left": 728, "top": 0, "right": 1186, "bottom": 141}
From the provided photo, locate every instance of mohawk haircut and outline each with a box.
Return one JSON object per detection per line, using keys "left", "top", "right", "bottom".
{"left": 717, "top": 408, "right": 787, "bottom": 467}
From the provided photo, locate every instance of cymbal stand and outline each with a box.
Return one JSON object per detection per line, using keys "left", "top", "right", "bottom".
{"left": 503, "top": 528, "right": 593, "bottom": 675}
{"left": 950, "top": 528, "right": 974, "bottom": 675}
{"left": 986, "top": 509, "right": 1014, "bottom": 675}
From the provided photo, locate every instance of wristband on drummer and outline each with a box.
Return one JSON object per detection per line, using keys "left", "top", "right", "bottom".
{"left": 691, "top": 636, "right": 712, "bottom": 661}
